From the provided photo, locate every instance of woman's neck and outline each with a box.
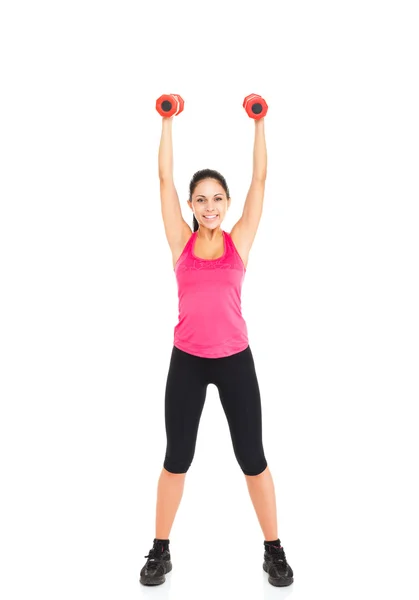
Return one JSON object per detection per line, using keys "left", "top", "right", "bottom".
{"left": 197, "top": 227, "right": 223, "bottom": 241}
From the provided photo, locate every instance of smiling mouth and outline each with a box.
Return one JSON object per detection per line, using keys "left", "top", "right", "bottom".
{"left": 204, "top": 215, "right": 218, "bottom": 219}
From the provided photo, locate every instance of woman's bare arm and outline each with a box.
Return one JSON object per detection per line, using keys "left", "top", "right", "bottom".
{"left": 158, "top": 118, "right": 174, "bottom": 180}
{"left": 158, "top": 118, "right": 191, "bottom": 251}
{"left": 230, "top": 119, "right": 267, "bottom": 256}
{"left": 251, "top": 118, "right": 267, "bottom": 181}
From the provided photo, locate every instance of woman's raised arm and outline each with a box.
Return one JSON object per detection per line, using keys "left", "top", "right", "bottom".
{"left": 230, "top": 118, "right": 267, "bottom": 256}
{"left": 158, "top": 117, "right": 175, "bottom": 180}
{"left": 158, "top": 117, "right": 191, "bottom": 251}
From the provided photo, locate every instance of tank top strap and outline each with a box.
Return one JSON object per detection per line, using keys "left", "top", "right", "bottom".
{"left": 185, "top": 231, "right": 197, "bottom": 256}
{"left": 223, "top": 230, "right": 234, "bottom": 258}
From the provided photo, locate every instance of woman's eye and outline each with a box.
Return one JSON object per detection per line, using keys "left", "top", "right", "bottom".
{"left": 196, "top": 197, "right": 222, "bottom": 202}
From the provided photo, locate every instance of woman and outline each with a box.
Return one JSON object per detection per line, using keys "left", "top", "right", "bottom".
{"left": 140, "top": 109, "right": 294, "bottom": 588}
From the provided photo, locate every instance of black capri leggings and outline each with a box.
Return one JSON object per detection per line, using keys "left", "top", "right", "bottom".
{"left": 163, "top": 345, "right": 268, "bottom": 476}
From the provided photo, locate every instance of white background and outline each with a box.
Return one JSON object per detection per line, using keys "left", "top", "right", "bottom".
{"left": 1, "top": 1, "right": 418, "bottom": 599}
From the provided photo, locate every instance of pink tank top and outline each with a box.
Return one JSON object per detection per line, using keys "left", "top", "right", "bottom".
{"left": 173, "top": 230, "right": 249, "bottom": 358}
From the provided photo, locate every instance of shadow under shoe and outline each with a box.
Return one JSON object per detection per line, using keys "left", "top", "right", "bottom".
{"left": 140, "top": 543, "right": 172, "bottom": 586}
{"left": 263, "top": 543, "right": 294, "bottom": 587}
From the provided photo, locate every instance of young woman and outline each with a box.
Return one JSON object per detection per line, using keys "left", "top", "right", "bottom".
{"left": 140, "top": 109, "right": 294, "bottom": 588}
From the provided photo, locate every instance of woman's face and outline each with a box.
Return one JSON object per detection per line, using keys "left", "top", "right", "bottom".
{"left": 188, "top": 178, "right": 230, "bottom": 229}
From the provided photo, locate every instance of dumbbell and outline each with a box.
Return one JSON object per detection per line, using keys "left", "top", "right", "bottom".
{"left": 243, "top": 94, "right": 268, "bottom": 119}
{"left": 156, "top": 94, "right": 184, "bottom": 118}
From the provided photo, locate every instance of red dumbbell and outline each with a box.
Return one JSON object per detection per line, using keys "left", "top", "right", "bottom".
{"left": 243, "top": 94, "right": 268, "bottom": 119}
{"left": 172, "top": 94, "right": 184, "bottom": 115}
{"left": 156, "top": 94, "right": 184, "bottom": 118}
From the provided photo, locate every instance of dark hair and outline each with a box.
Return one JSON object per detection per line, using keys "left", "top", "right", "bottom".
{"left": 189, "top": 169, "right": 230, "bottom": 232}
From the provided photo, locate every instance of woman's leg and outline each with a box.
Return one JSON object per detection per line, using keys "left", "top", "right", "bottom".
{"left": 155, "top": 468, "right": 186, "bottom": 539}
{"left": 244, "top": 466, "right": 278, "bottom": 541}
{"left": 214, "top": 346, "right": 278, "bottom": 540}
{"left": 155, "top": 346, "right": 208, "bottom": 538}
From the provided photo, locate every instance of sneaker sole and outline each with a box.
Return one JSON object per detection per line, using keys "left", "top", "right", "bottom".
{"left": 140, "top": 561, "right": 172, "bottom": 586}
{"left": 263, "top": 562, "right": 294, "bottom": 587}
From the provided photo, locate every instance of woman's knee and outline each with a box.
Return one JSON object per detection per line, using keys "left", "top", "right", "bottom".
{"left": 236, "top": 453, "right": 268, "bottom": 477}
{"left": 163, "top": 455, "right": 193, "bottom": 474}
{"left": 163, "top": 466, "right": 188, "bottom": 476}
{"left": 163, "top": 465, "right": 190, "bottom": 475}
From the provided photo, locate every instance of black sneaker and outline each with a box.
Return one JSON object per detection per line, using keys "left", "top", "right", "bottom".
{"left": 263, "top": 541, "right": 294, "bottom": 587}
{"left": 139, "top": 540, "right": 172, "bottom": 586}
